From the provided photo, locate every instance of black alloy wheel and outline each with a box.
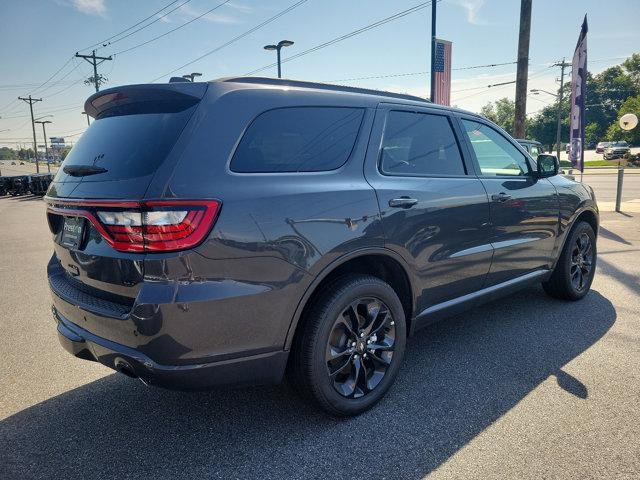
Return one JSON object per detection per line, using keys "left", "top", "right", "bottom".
{"left": 288, "top": 274, "right": 406, "bottom": 417}
{"left": 543, "top": 220, "right": 597, "bottom": 300}
{"left": 570, "top": 232, "right": 594, "bottom": 292}
{"left": 326, "top": 297, "right": 396, "bottom": 398}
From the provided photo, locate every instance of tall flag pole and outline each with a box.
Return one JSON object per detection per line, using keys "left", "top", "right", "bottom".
{"left": 430, "top": 1, "right": 437, "bottom": 102}
{"left": 433, "top": 39, "right": 452, "bottom": 106}
{"left": 569, "top": 15, "right": 588, "bottom": 176}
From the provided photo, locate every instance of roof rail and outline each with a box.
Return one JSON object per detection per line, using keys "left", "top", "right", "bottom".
{"left": 218, "top": 76, "right": 431, "bottom": 104}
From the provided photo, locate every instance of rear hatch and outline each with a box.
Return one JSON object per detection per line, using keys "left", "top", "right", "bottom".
{"left": 46, "top": 82, "right": 209, "bottom": 311}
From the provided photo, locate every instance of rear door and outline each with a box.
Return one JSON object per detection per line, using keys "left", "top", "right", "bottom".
{"left": 457, "top": 116, "right": 559, "bottom": 285}
{"left": 364, "top": 104, "right": 493, "bottom": 312}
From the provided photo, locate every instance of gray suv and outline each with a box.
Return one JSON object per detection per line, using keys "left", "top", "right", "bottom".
{"left": 46, "top": 77, "right": 598, "bottom": 416}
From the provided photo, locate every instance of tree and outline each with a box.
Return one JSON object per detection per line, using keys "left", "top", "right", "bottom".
{"left": 0, "top": 147, "right": 17, "bottom": 160}
{"left": 17, "top": 148, "right": 34, "bottom": 160}
{"left": 480, "top": 97, "right": 516, "bottom": 134}
{"left": 60, "top": 146, "right": 72, "bottom": 161}
{"left": 585, "top": 122, "right": 599, "bottom": 145}
{"left": 525, "top": 53, "right": 640, "bottom": 147}
{"left": 604, "top": 94, "right": 640, "bottom": 144}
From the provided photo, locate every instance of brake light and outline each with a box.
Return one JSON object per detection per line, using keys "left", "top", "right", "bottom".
{"left": 48, "top": 199, "right": 220, "bottom": 253}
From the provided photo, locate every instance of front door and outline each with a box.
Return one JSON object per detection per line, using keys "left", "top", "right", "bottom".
{"left": 364, "top": 105, "right": 493, "bottom": 313}
{"left": 458, "top": 117, "right": 559, "bottom": 286}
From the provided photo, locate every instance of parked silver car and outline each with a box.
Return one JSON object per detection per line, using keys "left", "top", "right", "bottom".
{"left": 603, "top": 141, "right": 630, "bottom": 160}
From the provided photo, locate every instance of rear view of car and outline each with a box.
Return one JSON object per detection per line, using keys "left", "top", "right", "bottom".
{"left": 45, "top": 82, "right": 240, "bottom": 388}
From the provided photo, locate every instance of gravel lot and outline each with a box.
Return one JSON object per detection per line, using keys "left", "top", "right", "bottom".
{"left": 0, "top": 196, "right": 638, "bottom": 479}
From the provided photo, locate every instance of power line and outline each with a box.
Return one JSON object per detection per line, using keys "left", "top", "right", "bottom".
{"left": 79, "top": 0, "right": 184, "bottom": 52}
{"left": 327, "top": 61, "right": 518, "bottom": 83}
{"left": 96, "top": 0, "right": 193, "bottom": 50}
{"left": 34, "top": 61, "right": 84, "bottom": 96}
{"left": 149, "top": 0, "right": 311, "bottom": 82}
{"left": 114, "top": 1, "right": 231, "bottom": 56}
{"left": 451, "top": 65, "right": 553, "bottom": 102}
{"left": 27, "top": 57, "right": 74, "bottom": 95}
{"left": 0, "top": 103, "right": 84, "bottom": 120}
{"left": 244, "top": 1, "right": 437, "bottom": 76}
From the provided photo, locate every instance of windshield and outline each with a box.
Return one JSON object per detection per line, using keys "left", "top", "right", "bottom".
{"left": 57, "top": 106, "right": 196, "bottom": 182}
{"left": 611, "top": 141, "right": 628, "bottom": 147}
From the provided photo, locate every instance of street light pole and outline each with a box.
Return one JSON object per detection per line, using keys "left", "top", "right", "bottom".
{"left": 531, "top": 85, "right": 566, "bottom": 158}
{"left": 555, "top": 61, "right": 567, "bottom": 161}
{"left": 263, "top": 40, "right": 294, "bottom": 78}
{"left": 34, "top": 119, "right": 52, "bottom": 173}
{"left": 182, "top": 72, "right": 202, "bottom": 82}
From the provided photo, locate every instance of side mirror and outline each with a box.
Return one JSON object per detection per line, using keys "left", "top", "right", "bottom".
{"left": 536, "top": 154, "right": 559, "bottom": 178}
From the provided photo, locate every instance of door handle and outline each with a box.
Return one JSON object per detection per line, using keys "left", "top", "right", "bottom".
{"left": 491, "top": 192, "right": 512, "bottom": 202}
{"left": 389, "top": 197, "right": 418, "bottom": 208}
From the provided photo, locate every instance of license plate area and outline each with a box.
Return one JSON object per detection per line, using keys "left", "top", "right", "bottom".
{"left": 60, "top": 216, "right": 85, "bottom": 250}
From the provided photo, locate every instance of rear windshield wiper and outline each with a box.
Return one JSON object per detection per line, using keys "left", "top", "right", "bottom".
{"left": 63, "top": 165, "right": 108, "bottom": 177}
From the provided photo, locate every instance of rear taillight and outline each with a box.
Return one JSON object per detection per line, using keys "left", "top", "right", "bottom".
{"left": 48, "top": 199, "right": 220, "bottom": 253}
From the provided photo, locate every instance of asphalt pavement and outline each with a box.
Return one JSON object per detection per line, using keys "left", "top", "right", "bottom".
{"left": 0, "top": 196, "right": 639, "bottom": 479}
{"left": 581, "top": 173, "right": 640, "bottom": 203}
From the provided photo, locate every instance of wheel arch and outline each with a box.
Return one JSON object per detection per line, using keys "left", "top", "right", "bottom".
{"left": 551, "top": 205, "right": 599, "bottom": 270}
{"left": 284, "top": 248, "right": 415, "bottom": 350}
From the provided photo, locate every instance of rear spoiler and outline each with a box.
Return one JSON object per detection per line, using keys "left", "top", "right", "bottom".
{"left": 84, "top": 83, "right": 208, "bottom": 119}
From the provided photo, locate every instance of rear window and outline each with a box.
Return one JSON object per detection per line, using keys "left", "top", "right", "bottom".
{"left": 58, "top": 106, "right": 195, "bottom": 182}
{"left": 230, "top": 107, "right": 364, "bottom": 173}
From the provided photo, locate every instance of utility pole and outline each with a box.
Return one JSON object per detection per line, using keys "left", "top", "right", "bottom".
{"left": 514, "top": 0, "right": 532, "bottom": 138}
{"left": 430, "top": 0, "right": 437, "bottom": 102}
{"left": 34, "top": 120, "right": 52, "bottom": 173}
{"left": 553, "top": 59, "right": 571, "bottom": 161}
{"left": 75, "top": 50, "right": 112, "bottom": 92}
{"left": 18, "top": 95, "right": 42, "bottom": 173}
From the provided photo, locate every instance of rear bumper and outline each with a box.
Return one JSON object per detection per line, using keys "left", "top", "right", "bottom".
{"left": 54, "top": 307, "right": 289, "bottom": 390}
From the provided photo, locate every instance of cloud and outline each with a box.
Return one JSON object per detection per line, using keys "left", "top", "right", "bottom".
{"left": 179, "top": 4, "right": 241, "bottom": 24}
{"left": 71, "top": 0, "right": 106, "bottom": 16}
{"left": 226, "top": 2, "right": 253, "bottom": 14}
{"left": 449, "top": 0, "right": 488, "bottom": 25}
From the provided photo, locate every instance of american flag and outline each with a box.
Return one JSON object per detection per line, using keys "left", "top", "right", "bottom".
{"left": 433, "top": 39, "right": 452, "bottom": 105}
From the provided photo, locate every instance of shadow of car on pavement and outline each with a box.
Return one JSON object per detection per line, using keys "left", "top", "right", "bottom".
{"left": 1, "top": 287, "right": 615, "bottom": 479}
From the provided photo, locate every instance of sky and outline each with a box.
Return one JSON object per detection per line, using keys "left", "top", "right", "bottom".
{"left": 0, "top": 0, "right": 638, "bottom": 148}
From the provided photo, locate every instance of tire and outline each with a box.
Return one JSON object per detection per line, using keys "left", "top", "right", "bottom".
{"left": 288, "top": 274, "right": 407, "bottom": 417}
{"left": 543, "top": 221, "right": 596, "bottom": 300}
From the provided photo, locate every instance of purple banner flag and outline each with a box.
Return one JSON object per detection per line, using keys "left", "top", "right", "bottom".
{"left": 569, "top": 15, "right": 588, "bottom": 172}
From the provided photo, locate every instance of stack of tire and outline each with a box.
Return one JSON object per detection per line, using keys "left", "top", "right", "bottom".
{"left": 8, "top": 176, "right": 30, "bottom": 196}
{"left": 0, "top": 176, "right": 10, "bottom": 196}
{"left": 28, "top": 173, "right": 54, "bottom": 196}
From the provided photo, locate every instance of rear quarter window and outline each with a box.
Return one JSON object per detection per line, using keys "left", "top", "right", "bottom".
{"left": 230, "top": 107, "right": 364, "bottom": 173}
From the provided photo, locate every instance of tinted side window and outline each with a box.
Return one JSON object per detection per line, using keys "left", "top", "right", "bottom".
{"left": 231, "top": 107, "right": 364, "bottom": 173}
{"left": 380, "top": 111, "right": 465, "bottom": 176}
{"left": 461, "top": 119, "right": 530, "bottom": 176}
